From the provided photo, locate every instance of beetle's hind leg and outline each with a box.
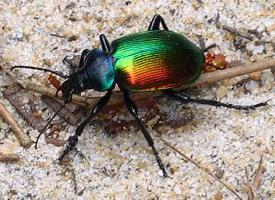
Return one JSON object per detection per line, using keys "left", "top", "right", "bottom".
{"left": 123, "top": 91, "right": 168, "bottom": 177}
{"left": 148, "top": 14, "right": 169, "bottom": 31}
{"left": 59, "top": 89, "right": 113, "bottom": 161}
{"left": 165, "top": 90, "right": 268, "bottom": 110}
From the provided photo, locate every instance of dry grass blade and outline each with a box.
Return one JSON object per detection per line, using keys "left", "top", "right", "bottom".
{"left": 245, "top": 167, "right": 255, "bottom": 200}
{"left": 253, "top": 155, "right": 264, "bottom": 189}
{"left": 0, "top": 102, "right": 32, "bottom": 148}
{"left": 160, "top": 138, "right": 243, "bottom": 200}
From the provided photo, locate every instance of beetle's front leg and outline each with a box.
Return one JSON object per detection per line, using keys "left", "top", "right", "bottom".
{"left": 123, "top": 90, "right": 168, "bottom": 177}
{"left": 165, "top": 90, "right": 269, "bottom": 110}
{"left": 59, "top": 89, "right": 113, "bottom": 161}
{"left": 148, "top": 14, "right": 169, "bottom": 31}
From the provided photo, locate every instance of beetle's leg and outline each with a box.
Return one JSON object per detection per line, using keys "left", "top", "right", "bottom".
{"left": 59, "top": 89, "right": 113, "bottom": 161}
{"left": 148, "top": 14, "right": 169, "bottom": 31}
{"left": 99, "top": 34, "right": 111, "bottom": 53}
{"left": 165, "top": 90, "right": 269, "bottom": 110}
{"left": 78, "top": 49, "right": 90, "bottom": 69}
{"left": 123, "top": 91, "right": 168, "bottom": 177}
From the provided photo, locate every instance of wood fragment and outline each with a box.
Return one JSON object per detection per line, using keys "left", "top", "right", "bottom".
{"left": 193, "top": 59, "right": 275, "bottom": 86}
{"left": 0, "top": 101, "right": 32, "bottom": 148}
{"left": 0, "top": 153, "right": 20, "bottom": 163}
{"left": 45, "top": 136, "right": 65, "bottom": 147}
{"left": 160, "top": 138, "right": 243, "bottom": 200}
{"left": 221, "top": 25, "right": 253, "bottom": 40}
{"left": 3, "top": 84, "right": 46, "bottom": 132}
{"left": 41, "top": 94, "right": 84, "bottom": 125}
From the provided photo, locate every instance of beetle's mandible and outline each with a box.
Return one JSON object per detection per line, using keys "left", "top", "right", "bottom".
{"left": 12, "top": 14, "right": 268, "bottom": 177}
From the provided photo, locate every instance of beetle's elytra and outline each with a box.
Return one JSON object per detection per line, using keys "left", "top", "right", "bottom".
{"left": 12, "top": 14, "right": 268, "bottom": 177}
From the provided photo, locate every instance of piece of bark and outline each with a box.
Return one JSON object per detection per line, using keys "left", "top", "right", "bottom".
{"left": 3, "top": 84, "right": 46, "bottom": 132}
{"left": 41, "top": 94, "right": 85, "bottom": 125}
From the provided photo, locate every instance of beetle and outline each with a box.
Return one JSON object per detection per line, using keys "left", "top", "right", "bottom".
{"left": 12, "top": 14, "right": 268, "bottom": 177}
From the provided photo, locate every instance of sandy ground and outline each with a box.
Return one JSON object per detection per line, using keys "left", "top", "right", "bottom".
{"left": 0, "top": 0, "right": 275, "bottom": 199}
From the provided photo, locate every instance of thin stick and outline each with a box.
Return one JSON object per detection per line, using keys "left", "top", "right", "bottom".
{"left": 20, "top": 59, "right": 275, "bottom": 106}
{"left": 0, "top": 153, "right": 20, "bottom": 163}
{"left": 221, "top": 25, "right": 253, "bottom": 41}
{"left": 193, "top": 59, "right": 275, "bottom": 86}
{"left": 0, "top": 102, "right": 32, "bottom": 148}
{"left": 160, "top": 138, "right": 243, "bottom": 200}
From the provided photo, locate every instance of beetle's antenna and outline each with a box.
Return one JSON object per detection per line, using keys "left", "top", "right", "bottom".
{"left": 11, "top": 66, "right": 69, "bottom": 78}
{"left": 35, "top": 101, "right": 67, "bottom": 148}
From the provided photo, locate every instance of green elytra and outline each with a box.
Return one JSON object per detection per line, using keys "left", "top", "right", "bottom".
{"left": 111, "top": 30, "right": 205, "bottom": 91}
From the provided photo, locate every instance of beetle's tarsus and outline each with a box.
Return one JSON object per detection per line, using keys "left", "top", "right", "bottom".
{"left": 123, "top": 91, "right": 168, "bottom": 177}
{"left": 165, "top": 90, "right": 268, "bottom": 110}
{"left": 60, "top": 89, "right": 113, "bottom": 160}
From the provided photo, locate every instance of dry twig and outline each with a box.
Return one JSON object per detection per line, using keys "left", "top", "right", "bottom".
{"left": 0, "top": 153, "right": 20, "bottom": 163}
{"left": 0, "top": 102, "right": 32, "bottom": 148}
{"left": 160, "top": 138, "right": 243, "bottom": 200}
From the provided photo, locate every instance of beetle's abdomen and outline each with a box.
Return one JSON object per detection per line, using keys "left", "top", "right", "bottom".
{"left": 112, "top": 30, "right": 204, "bottom": 91}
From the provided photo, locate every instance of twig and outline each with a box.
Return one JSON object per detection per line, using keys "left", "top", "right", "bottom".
{"left": 160, "top": 138, "right": 243, "bottom": 200}
{"left": 0, "top": 102, "right": 32, "bottom": 148}
{"left": 221, "top": 25, "right": 253, "bottom": 41}
{"left": 0, "top": 153, "right": 20, "bottom": 163}
{"left": 21, "top": 59, "right": 275, "bottom": 107}
{"left": 193, "top": 59, "right": 275, "bottom": 86}
{"left": 49, "top": 33, "right": 66, "bottom": 38}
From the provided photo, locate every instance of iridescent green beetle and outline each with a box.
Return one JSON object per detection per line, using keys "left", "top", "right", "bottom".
{"left": 12, "top": 15, "right": 267, "bottom": 177}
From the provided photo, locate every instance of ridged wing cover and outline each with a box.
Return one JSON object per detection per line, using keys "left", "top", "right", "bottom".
{"left": 111, "top": 30, "right": 204, "bottom": 91}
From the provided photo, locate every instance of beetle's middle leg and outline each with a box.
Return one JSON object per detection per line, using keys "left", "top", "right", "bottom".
{"left": 59, "top": 89, "right": 113, "bottom": 161}
{"left": 99, "top": 34, "right": 111, "bottom": 53}
{"left": 165, "top": 90, "right": 268, "bottom": 110}
{"left": 148, "top": 14, "right": 169, "bottom": 31}
{"left": 123, "top": 90, "right": 168, "bottom": 177}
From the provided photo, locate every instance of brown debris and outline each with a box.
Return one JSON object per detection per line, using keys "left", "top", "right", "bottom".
{"left": 214, "top": 192, "right": 223, "bottom": 200}
{"left": 41, "top": 94, "right": 85, "bottom": 126}
{"left": 0, "top": 153, "right": 20, "bottom": 163}
{"left": 221, "top": 24, "right": 254, "bottom": 41}
{"left": 249, "top": 71, "right": 262, "bottom": 81}
{"left": 0, "top": 100, "right": 32, "bottom": 148}
{"left": 45, "top": 136, "right": 65, "bottom": 147}
{"left": 3, "top": 84, "right": 46, "bottom": 132}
